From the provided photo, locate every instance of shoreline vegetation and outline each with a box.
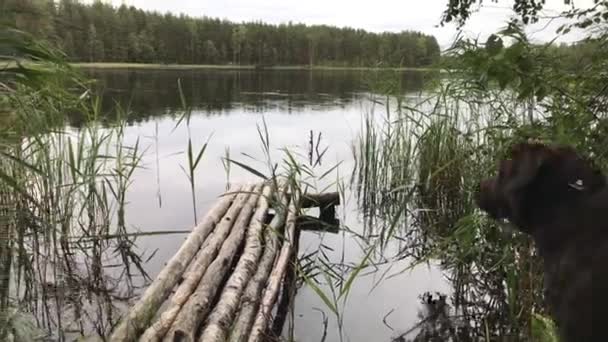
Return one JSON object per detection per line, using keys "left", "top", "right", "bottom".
{"left": 71, "top": 62, "right": 439, "bottom": 71}
{"left": 4, "top": 1, "right": 440, "bottom": 69}
{"left": 3, "top": 0, "right": 606, "bottom": 340}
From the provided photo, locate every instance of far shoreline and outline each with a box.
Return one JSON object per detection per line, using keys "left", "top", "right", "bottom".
{"left": 72, "top": 62, "right": 437, "bottom": 72}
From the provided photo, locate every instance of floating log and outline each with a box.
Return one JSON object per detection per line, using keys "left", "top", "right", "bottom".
{"left": 138, "top": 185, "right": 253, "bottom": 342}
{"left": 111, "top": 182, "right": 342, "bottom": 342}
{"left": 110, "top": 185, "right": 242, "bottom": 342}
{"left": 301, "top": 192, "right": 339, "bottom": 226}
{"left": 198, "top": 185, "right": 273, "bottom": 342}
{"left": 297, "top": 215, "right": 339, "bottom": 233}
{"left": 228, "top": 194, "right": 289, "bottom": 342}
{"left": 247, "top": 197, "right": 298, "bottom": 342}
{"left": 165, "top": 184, "right": 263, "bottom": 342}
{"left": 299, "top": 192, "right": 340, "bottom": 209}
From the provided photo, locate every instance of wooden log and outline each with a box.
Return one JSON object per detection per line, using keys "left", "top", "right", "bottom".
{"left": 300, "top": 192, "right": 339, "bottom": 226}
{"left": 297, "top": 215, "right": 339, "bottom": 233}
{"left": 164, "top": 184, "right": 263, "bottom": 342}
{"left": 228, "top": 194, "right": 289, "bottom": 342}
{"left": 299, "top": 192, "right": 340, "bottom": 208}
{"left": 247, "top": 197, "right": 298, "bottom": 342}
{"left": 138, "top": 185, "right": 254, "bottom": 342}
{"left": 270, "top": 221, "right": 301, "bottom": 338}
{"left": 110, "top": 185, "right": 242, "bottom": 342}
{"left": 197, "top": 185, "right": 273, "bottom": 342}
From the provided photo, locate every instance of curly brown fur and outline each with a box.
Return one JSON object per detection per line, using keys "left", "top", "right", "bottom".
{"left": 475, "top": 142, "right": 608, "bottom": 342}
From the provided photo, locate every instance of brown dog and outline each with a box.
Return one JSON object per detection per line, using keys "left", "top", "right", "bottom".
{"left": 476, "top": 141, "right": 608, "bottom": 342}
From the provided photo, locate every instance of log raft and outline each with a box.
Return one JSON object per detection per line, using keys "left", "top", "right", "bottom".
{"left": 109, "top": 183, "right": 340, "bottom": 342}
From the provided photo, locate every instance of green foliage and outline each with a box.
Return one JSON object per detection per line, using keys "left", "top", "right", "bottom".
{"left": 443, "top": 0, "right": 557, "bottom": 26}
{"left": 202, "top": 40, "right": 219, "bottom": 64}
{"left": 1, "top": 28, "right": 149, "bottom": 340}
{"left": 441, "top": 0, "right": 608, "bottom": 33}
{"left": 443, "top": 24, "right": 559, "bottom": 102}
{"left": 354, "top": 11, "right": 608, "bottom": 340}
{"left": 3, "top": 0, "right": 440, "bottom": 68}
{"left": 531, "top": 313, "right": 559, "bottom": 342}
{"left": 2, "top": 308, "right": 46, "bottom": 342}
{"left": 441, "top": 19, "right": 608, "bottom": 162}
{"left": 355, "top": 78, "right": 548, "bottom": 340}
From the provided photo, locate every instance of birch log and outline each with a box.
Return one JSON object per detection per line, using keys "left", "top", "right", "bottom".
{"left": 110, "top": 185, "right": 242, "bottom": 342}
{"left": 198, "top": 185, "right": 275, "bottom": 342}
{"left": 164, "top": 184, "right": 263, "bottom": 342}
{"left": 247, "top": 198, "right": 298, "bottom": 342}
{"left": 137, "top": 185, "right": 253, "bottom": 342}
{"left": 228, "top": 195, "right": 290, "bottom": 342}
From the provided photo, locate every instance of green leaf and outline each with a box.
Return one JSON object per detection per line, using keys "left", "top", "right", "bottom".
{"left": 318, "top": 161, "right": 342, "bottom": 180}
{"left": 187, "top": 138, "right": 194, "bottom": 170}
{"left": 531, "top": 313, "right": 559, "bottom": 342}
{"left": 193, "top": 135, "right": 212, "bottom": 170}
{"left": 535, "top": 85, "right": 547, "bottom": 102}
{"left": 0, "top": 168, "right": 38, "bottom": 205}
{"left": 300, "top": 271, "right": 338, "bottom": 315}
{"left": 338, "top": 246, "right": 373, "bottom": 301}
{"left": 225, "top": 158, "right": 268, "bottom": 180}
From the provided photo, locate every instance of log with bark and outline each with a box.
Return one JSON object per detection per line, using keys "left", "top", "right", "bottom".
{"left": 110, "top": 185, "right": 243, "bottom": 342}
{"left": 197, "top": 185, "right": 273, "bottom": 342}
{"left": 247, "top": 197, "right": 298, "bottom": 342}
{"left": 227, "top": 192, "right": 289, "bottom": 342}
{"left": 164, "top": 184, "right": 263, "bottom": 342}
{"left": 299, "top": 192, "right": 340, "bottom": 208}
{"left": 137, "top": 185, "right": 253, "bottom": 342}
{"left": 270, "top": 222, "right": 301, "bottom": 339}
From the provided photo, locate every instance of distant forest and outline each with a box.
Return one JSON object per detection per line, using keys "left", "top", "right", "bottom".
{"left": 3, "top": 0, "right": 441, "bottom": 67}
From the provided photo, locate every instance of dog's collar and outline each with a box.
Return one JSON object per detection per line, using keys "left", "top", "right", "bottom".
{"left": 568, "top": 179, "right": 585, "bottom": 191}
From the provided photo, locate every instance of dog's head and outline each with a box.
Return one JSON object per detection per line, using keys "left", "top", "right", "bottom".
{"left": 476, "top": 141, "right": 606, "bottom": 234}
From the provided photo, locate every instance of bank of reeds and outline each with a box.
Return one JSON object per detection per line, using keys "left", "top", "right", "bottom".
{"left": 351, "top": 23, "right": 608, "bottom": 335}
{"left": 352, "top": 70, "right": 549, "bottom": 340}
{"left": 1, "top": 29, "right": 150, "bottom": 341}
{"left": 2, "top": 28, "right": 349, "bottom": 341}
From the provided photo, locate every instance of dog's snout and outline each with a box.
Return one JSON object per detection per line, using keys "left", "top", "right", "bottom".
{"left": 475, "top": 178, "right": 506, "bottom": 220}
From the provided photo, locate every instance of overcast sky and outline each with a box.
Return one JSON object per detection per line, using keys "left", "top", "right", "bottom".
{"left": 93, "top": 0, "right": 594, "bottom": 49}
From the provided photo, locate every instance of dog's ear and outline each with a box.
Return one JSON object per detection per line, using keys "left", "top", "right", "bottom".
{"left": 502, "top": 142, "right": 554, "bottom": 194}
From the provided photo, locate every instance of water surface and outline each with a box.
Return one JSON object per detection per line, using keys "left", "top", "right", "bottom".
{"left": 84, "top": 68, "right": 450, "bottom": 342}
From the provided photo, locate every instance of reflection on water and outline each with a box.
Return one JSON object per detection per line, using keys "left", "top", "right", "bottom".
{"left": 81, "top": 69, "right": 429, "bottom": 125}
{"left": 352, "top": 90, "right": 547, "bottom": 341}
{"left": 66, "top": 69, "right": 450, "bottom": 341}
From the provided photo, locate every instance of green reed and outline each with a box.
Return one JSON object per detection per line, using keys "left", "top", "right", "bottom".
{"left": 1, "top": 29, "right": 148, "bottom": 340}
{"left": 351, "top": 65, "right": 552, "bottom": 340}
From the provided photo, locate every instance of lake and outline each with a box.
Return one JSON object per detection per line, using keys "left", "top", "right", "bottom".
{"left": 83, "top": 68, "right": 451, "bottom": 342}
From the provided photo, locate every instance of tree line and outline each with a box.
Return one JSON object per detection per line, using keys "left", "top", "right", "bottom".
{"left": 3, "top": 0, "right": 441, "bottom": 67}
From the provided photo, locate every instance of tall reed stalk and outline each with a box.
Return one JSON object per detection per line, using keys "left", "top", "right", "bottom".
{"left": 348, "top": 35, "right": 592, "bottom": 338}
{"left": 1, "top": 29, "right": 148, "bottom": 341}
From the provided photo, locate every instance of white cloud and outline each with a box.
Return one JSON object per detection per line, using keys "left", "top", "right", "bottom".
{"left": 91, "top": 0, "right": 596, "bottom": 49}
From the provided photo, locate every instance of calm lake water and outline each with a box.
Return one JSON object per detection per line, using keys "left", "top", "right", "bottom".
{"left": 84, "top": 68, "right": 450, "bottom": 342}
